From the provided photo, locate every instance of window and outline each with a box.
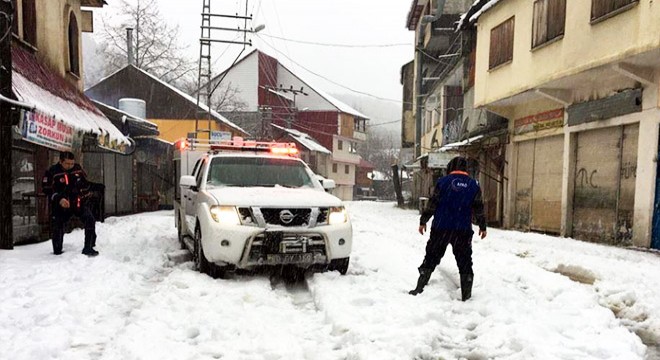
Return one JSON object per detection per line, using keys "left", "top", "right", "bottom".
{"left": 344, "top": 165, "right": 349, "bottom": 174}
{"left": 489, "top": 17, "right": 515, "bottom": 70}
{"left": 68, "top": 12, "right": 80, "bottom": 76}
{"left": 22, "top": 0, "right": 36, "bottom": 45}
{"left": 332, "top": 163, "right": 337, "bottom": 173}
{"left": 349, "top": 142, "right": 358, "bottom": 154}
{"left": 591, "top": 0, "right": 637, "bottom": 22}
{"left": 11, "top": 0, "right": 18, "bottom": 34}
{"left": 338, "top": 140, "right": 343, "bottom": 150}
{"left": 532, "top": 0, "right": 566, "bottom": 48}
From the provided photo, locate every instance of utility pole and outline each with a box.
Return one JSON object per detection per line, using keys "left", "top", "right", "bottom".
{"left": 194, "top": 0, "right": 254, "bottom": 139}
{"left": 0, "top": 0, "right": 14, "bottom": 249}
{"left": 264, "top": 85, "right": 307, "bottom": 129}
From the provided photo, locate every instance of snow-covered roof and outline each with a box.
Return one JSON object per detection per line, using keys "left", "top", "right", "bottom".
{"left": 214, "top": 49, "right": 370, "bottom": 120}
{"left": 126, "top": 65, "right": 248, "bottom": 136}
{"left": 91, "top": 100, "right": 158, "bottom": 128}
{"left": 457, "top": 0, "right": 503, "bottom": 29}
{"left": 12, "top": 74, "right": 129, "bottom": 145}
{"left": 271, "top": 123, "right": 331, "bottom": 154}
{"left": 276, "top": 60, "right": 370, "bottom": 119}
{"left": 10, "top": 45, "right": 129, "bottom": 145}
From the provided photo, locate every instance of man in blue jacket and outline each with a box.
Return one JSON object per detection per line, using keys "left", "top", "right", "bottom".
{"left": 409, "top": 156, "right": 487, "bottom": 300}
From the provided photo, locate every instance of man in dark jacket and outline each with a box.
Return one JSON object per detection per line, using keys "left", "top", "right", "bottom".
{"left": 42, "top": 151, "right": 98, "bottom": 256}
{"left": 409, "top": 156, "right": 487, "bottom": 300}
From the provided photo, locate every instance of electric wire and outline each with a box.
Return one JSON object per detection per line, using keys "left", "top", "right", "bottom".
{"left": 258, "top": 33, "right": 412, "bottom": 48}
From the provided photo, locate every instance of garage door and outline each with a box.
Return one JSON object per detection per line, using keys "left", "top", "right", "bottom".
{"left": 573, "top": 124, "right": 638, "bottom": 244}
{"left": 514, "top": 135, "right": 563, "bottom": 233}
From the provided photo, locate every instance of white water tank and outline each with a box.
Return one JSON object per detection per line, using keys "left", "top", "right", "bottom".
{"left": 118, "top": 98, "right": 147, "bottom": 119}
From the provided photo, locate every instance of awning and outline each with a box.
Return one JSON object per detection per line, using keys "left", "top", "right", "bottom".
{"left": 10, "top": 45, "right": 130, "bottom": 151}
{"left": 439, "top": 134, "right": 485, "bottom": 151}
{"left": 92, "top": 100, "right": 159, "bottom": 138}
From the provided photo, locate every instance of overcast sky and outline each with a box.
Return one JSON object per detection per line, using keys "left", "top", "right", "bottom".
{"left": 92, "top": 0, "right": 415, "bottom": 105}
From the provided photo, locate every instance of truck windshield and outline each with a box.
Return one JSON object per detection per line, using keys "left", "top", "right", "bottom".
{"left": 207, "top": 157, "right": 315, "bottom": 188}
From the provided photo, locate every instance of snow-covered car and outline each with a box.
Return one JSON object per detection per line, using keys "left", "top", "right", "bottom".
{"left": 173, "top": 138, "right": 352, "bottom": 278}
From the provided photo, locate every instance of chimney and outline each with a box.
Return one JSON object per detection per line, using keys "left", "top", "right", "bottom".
{"left": 126, "top": 27, "right": 134, "bottom": 66}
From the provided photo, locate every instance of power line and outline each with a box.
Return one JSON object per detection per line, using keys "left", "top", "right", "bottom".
{"left": 259, "top": 33, "right": 412, "bottom": 48}
{"left": 255, "top": 35, "right": 407, "bottom": 105}
{"left": 368, "top": 119, "right": 401, "bottom": 127}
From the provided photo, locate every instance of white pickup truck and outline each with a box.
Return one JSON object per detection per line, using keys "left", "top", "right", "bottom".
{"left": 173, "top": 138, "right": 352, "bottom": 278}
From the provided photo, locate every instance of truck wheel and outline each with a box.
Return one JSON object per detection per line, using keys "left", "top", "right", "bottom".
{"left": 329, "top": 257, "right": 350, "bottom": 275}
{"left": 194, "top": 227, "right": 210, "bottom": 275}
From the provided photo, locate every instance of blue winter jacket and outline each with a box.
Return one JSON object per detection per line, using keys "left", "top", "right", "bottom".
{"left": 420, "top": 171, "right": 487, "bottom": 232}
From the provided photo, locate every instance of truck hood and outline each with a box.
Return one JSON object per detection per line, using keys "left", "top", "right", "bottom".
{"left": 206, "top": 186, "right": 343, "bottom": 208}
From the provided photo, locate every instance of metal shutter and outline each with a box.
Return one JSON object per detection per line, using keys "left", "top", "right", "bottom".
{"left": 531, "top": 135, "right": 563, "bottom": 233}
{"left": 514, "top": 140, "right": 535, "bottom": 229}
{"left": 573, "top": 127, "right": 621, "bottom": 242}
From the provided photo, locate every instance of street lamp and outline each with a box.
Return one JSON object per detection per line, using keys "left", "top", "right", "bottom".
{"left": 253, "top": 24, "right": 266, "bottom": 33}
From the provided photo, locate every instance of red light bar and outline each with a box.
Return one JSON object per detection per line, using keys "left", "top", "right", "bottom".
{"left": 174, "top": 138, "right": 190, "bottom": 150}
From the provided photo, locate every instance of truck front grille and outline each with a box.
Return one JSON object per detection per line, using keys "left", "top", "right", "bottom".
{"left": 260, "top": 208, "right": 311, "bottom": 227}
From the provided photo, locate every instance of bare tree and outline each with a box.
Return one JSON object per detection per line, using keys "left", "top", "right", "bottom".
{"left": 97, "top": 0, "right": 196, "bottom": 87}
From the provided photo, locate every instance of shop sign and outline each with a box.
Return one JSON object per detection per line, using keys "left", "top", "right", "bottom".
{"left": 514, "top": 108, "right": 564, "bottom": 135}
{"left": 211, "top": 130, "right": 232, "bottom": 142}
{"left": 18, "top": 109, "right": 74, "bottom": 151}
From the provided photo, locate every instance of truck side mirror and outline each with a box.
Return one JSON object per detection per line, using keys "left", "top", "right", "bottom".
{"left": 322, "top": 179, "right": 336, "bottom": 190}
{"left": 180, "top": 175, "right": 197, "bottom": 191}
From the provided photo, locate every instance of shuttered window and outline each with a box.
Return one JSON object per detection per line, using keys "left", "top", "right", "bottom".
{"left": 489, "top": 17, "right": 514, "bottom": 70}
{"left": 68, "top": 13, "right": 80, "bottom": 76}
{"left": 11, "top": 0, "right": 18, "bottom": 34}
{"left": 22, "top": 0, "right": 36, "bottom": 46}
{"left": 532, "top": 0, "right": 566, "bottom": 49}
{"left": 591, "top": 0, "right": 637, "bottom": 22}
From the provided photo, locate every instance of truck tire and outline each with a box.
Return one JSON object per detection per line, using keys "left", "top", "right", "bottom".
{"left": 194, "top": 227, "right": 210, "bottom": 275}
{"left": 177, "top": 216, "right": 186, "bottom": 250}
{"left": 329, "top": 257, "right": 350, "bottom": 275}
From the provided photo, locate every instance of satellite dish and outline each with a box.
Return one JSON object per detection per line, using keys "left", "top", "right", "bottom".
{"left": 425, "top": 94, "right": 439, "bottom": 111}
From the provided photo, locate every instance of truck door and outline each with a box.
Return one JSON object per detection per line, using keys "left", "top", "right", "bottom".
{"left": 184, "top": 159, "right": 203, "bottom": 233}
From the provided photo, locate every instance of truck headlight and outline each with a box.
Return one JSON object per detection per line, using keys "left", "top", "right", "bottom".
{"left": 210, "top": 206, "right": 240, "bottom": 225}
{"left": 328, "top": 206, "right": 348, "bottom": 225}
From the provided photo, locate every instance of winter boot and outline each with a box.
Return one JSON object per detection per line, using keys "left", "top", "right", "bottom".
{"left": 82, "top": 233, "right": 99, "bottom": 257}
{"left": 460, "top": 273, "right": 473, "bottom": 301}
{"left": 409, "top": 268, "right": 433, "bottom": 296}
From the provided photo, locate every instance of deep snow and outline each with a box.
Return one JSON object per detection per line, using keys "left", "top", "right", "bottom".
{"left": 1, "top": 201, "right": 659, "bottom": 360}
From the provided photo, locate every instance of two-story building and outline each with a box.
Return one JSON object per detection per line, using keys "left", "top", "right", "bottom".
{"left": 466, "top": 0, "right": 660, "bottom": 249}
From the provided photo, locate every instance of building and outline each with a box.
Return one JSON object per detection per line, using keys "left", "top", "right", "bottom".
{"left": 2, "top": 0, "right": 132, "bottom": 245}
{"left": 202, "top": 49, "right": 370, "bottom": 200}
{"left": 271, "top": 123, "right": 332, "bottom": 176}
{"left": 85, "top": 64, "right": 248, "bottom": 143}
{"left": 466, "top": 0, "right": 660, "bottom": 249}
{"left": 404, "top": 0, "right": 507, "bottom": 224}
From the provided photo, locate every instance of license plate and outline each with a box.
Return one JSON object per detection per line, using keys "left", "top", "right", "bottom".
{"left": 266, "top": 253, "right": 313, "bottom": 264}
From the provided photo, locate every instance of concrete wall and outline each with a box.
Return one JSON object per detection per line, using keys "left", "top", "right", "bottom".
{"left": 213, "top": 52, "right": 259, "bottom": 112}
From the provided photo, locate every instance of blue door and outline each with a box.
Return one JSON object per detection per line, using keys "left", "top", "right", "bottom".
{"left": 653, "top": 136, "right": 660, "bottom": 250}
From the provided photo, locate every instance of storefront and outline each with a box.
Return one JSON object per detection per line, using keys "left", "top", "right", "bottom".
{"left": 572, "top": 124, "right": 638, "bottom": 244}
{"left": 8, "top": 45, "right": 130, "bottom": 244}
{"left": 511, "top": 109, "right": 565, "bottom": 234}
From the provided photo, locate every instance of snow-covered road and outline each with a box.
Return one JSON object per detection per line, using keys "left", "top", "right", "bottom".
{"left": 1, "top": 202, "right": 659, "bottom": 359}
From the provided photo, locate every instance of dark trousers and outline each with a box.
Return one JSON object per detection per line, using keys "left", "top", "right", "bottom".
{"left": 419, "top": 228, "right": 473, "bottom": 275}
{"left": 51, "top": 205, "right": 96, "bottom": 253}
